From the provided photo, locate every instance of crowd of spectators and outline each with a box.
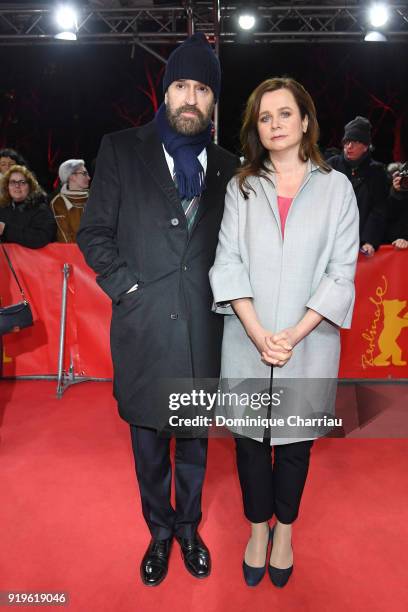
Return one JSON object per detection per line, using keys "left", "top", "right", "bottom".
{"left": 326, "top": 116, "right": 408, "bottom": 255}
{"left": 0, "top": 118, "right": 407, "bottom": 251}
{"left": 0, "top": 149, "right": 90, "bottom": 248}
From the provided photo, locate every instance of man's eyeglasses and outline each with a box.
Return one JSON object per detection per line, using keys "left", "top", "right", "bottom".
{"left": 9, "top": 179, "right": 28, "bottom": 187}
{"left": 72, "top": 171, "right": 89, "bottom": 177}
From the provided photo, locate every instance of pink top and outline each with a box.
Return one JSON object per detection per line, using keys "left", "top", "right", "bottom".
{"left": 277, "top": 196, "right": 293, "bottom": 238}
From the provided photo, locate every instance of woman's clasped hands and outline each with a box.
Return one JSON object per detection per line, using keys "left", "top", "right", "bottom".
{"left": 252, "top": 326, "right": 300, "bottom": 367}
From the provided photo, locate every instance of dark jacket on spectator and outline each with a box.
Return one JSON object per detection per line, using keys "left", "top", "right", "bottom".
{"left": 327, "top": 152, "right": 388, "bottom": 249}
{"left": 0, "top": 193, "right": 56, "bottom": 248}
{"left": 385, "top": 187, "right": 408, "bottom": 242}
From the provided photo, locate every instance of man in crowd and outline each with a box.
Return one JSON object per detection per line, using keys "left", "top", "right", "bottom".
{"left": 78, "top": 33, "right": 237, "bottom": 586}
{"left": 50, "top": 159, "right": 90, "bottom": 242}
{"left": 328, "top": 116, "right": 388, "bottom": 256}
{"left": 0, "top": 148, "right": 27, "bottom": 178}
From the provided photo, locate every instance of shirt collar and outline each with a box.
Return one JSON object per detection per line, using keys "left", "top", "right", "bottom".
{"left": 162, "top": 145, "right": 208, "bottom": 179}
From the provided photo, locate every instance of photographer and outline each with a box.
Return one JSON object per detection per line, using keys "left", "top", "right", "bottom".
{"left": 385, "top": 162, "right": 408, "bottom": 250}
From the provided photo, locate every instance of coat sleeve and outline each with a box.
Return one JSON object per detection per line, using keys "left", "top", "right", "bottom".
{"left": 387, "top": 187, "right": 408, "bottom": 240}
{"left": 51, "top": 195, "right": 73, "bottom": 243}
{"left": 77, "top": 134, "right": 138, "bottom": 303}
{"left": 306, "top": 180, "right": 360, "bottom": 329}
{"left": 360, "top": 165, "right": 388, "bottom": 249}
{"left": 209, "top": 178, "right": 254, "bottom": 315}
{"left": 2, "top": 202, "right": 56, "bottom": 248}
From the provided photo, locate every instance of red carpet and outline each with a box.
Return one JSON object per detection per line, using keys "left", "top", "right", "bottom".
{"left": 1, "top": 381, "right": 407, "bottom": 611}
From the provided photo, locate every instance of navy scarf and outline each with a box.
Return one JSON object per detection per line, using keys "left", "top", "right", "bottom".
{"left": 155, "top": 102, "right": 212, "bottom": 199}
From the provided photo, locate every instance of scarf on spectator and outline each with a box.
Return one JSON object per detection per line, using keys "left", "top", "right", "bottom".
{"left": 57, "top": 184, "right": 88, "bottom": 211}
{"left": 155, "top": 102, "right": 211, "bottom": 199}
{"left": 343, "top": 149, "right": 371, "bottom": 170}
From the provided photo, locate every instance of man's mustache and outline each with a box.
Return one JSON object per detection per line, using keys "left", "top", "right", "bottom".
{"left": 175, "top": 105, "right": 204, "bottom": 119}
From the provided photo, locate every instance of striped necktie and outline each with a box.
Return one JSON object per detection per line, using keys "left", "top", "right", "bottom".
{"left": 173, "top": 174, "right": 201, "bottom": 232}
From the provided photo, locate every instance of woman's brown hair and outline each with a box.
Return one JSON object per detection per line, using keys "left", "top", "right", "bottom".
{"left": 0, "top": 164, "right": 45, "bottom": 207}
{"left": 237, "top": 77, "right": 331, "bottom": 198}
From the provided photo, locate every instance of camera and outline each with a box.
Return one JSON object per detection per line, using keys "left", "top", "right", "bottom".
{"left": 399, "top": 162, "right": 408, "bottom": 190}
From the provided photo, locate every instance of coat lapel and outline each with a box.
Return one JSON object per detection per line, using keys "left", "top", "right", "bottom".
{"left": 134, "top": 124, "right": 227, "bottom": 235}
{"left": 190, "top": 143, "right": 223, "bottom": 233}
{"left": 134, "top": 121, "right": 184, "bottom": 214}
{"left": 258, "top": 160, "right": 319, "bottom": 238}
{"left": 258, "top": 173, "right": 282, "bottom": 235}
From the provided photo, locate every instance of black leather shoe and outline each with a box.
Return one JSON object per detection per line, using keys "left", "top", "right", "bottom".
{"left": 140, "top": 537, "right": 172, "bottom": 586}
{"left": 243, "top": 527, "right": 272, "bottom": 587}
{"left": 268, "top": 526, "right": 293, "bottom": 588}
{"left": 176, "top": 532, "right": 211, "bottom": 578}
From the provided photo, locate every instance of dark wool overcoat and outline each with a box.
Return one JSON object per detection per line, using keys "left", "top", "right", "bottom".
{"left": 327, "top": 152, "right": 388, "bottom": 249}
{"left": 77, "top": 121, "right": 237, "bottom": 428}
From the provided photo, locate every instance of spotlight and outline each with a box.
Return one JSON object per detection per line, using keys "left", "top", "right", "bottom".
{"left": 55, "top": 5, "right": 78, "bottom": 40}
{"left": 368, "top": 3, "right": 390, "bottom": 28}
{"left": 364, "top": 30, "right": 388, "bottom": 42}
{"left": 55, "top": 31, "right": 77, "bottom": 41}
{"left": 56, "top": 6, "right": 77, "bottom": 30}
{"left": 238, "top": 13, "right": 256, "bottom": 31}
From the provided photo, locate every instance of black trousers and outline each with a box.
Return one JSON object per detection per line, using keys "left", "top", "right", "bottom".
{"left": 235, "top": 436, "right": 314, "bottom": 524}
{"left": 130, "top": 425, "right": 208, "bottom": 540}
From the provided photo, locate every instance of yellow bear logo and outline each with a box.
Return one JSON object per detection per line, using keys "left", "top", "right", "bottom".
{"left": 373, "top": 299, "right": 408, "bottom": 366}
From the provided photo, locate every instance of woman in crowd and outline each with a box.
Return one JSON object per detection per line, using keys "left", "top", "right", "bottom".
{"left": 210, "top": 78, "right": 360, "bottom": 588}
{"left": 0, "top": 165, "right": 56, "bottom": 248}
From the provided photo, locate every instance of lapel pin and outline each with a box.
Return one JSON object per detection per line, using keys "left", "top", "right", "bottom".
{"left": 216, "top": 170, "right": 220, "bottom": 177}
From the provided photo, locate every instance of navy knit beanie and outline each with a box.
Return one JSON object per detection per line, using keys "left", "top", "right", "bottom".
{"left": 343, "top": 116, "right": 372, "bottom": 145}
{"left": 163, "top": 32, "right": 221, "bottom": 101}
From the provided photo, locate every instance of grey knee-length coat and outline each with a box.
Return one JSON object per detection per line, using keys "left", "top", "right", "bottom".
{"left": 209, "top": 162, "right": 360, "bottom": 444}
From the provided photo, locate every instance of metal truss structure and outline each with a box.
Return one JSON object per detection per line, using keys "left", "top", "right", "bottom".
{"left": 0, "top": 2, "right": 407, "bottom": 49}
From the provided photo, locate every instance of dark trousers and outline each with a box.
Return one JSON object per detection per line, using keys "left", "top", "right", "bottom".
{"left": 130, "top": 425, "right": 208, "bottom": 540}
{"left": 235, "top": 436, "right": 314, "bottom": 524}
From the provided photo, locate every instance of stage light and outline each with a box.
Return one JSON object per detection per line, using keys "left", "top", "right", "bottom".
{"left": 55, "top": 31, "right": 77, "bottom": 41}
{"left": 56, "top": 6, "right": 77, "bottom": 30}
{"left": 364, "top": 30, "right": 388, "bottom": 42}
{"left": 54, "top": 5, "right": 78, "bottom": 41}
{"left": 368, "top": 3, "right": 390, "bottom": 28}
{"left": 238, "top": 13, "right": 256, "bottom": 31}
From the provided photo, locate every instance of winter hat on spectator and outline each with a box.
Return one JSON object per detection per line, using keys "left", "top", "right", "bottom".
{"left": 58, "top": 159, "right": 85, "bottom": 184}
{"left": 342, "top": 116, "right": 372, "bottom": 145}
{"left": 163, "top": 32, "right": 221, "bottom": 101}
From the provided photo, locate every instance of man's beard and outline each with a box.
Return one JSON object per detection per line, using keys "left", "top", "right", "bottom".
{"left": 166, "top": 103, "right": 214, "bottom": 136}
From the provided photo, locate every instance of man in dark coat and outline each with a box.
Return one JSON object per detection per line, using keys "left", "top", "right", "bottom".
{"left": 77, "top": 33, "right": 237, "bottom": 586}
{"left": 327, "top": 116, "right": 388, "bottom": 256}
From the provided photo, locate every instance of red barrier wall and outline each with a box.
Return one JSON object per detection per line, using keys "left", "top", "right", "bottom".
{"left": 1, "top": 244, "right": 112, "bottom": 377}
{"left": 339, "top": 246, "right": 408, "bottom": 378}
{"left": 1, "top": 244, "right": 407, "bottom": 379}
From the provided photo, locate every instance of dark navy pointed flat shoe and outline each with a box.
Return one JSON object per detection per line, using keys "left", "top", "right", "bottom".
{"left": 242, "top": 527, "right": 273, "bottom": 587}
{"left": 268, "top": 525, "right": 294, "bottom": 588}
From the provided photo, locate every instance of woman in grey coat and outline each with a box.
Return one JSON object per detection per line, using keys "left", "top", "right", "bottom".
{"left": 209, "top": 78, "right": 359, "bottom": 588}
